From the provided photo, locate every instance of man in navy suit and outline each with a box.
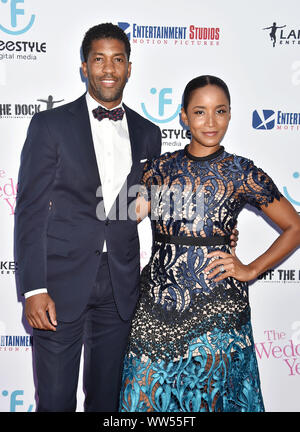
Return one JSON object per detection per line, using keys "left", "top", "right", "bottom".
{"left": 14, "top": 23, "right": 162, "bottom": 412}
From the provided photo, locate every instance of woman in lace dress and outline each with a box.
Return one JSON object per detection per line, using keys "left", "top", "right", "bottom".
{"left": 120, "top": 75, "right": 300, "bottom": 412}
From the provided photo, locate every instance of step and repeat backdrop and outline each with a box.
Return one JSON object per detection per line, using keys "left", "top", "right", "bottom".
{"left": 0, "top": 0, "right": 299, "bottom": 412}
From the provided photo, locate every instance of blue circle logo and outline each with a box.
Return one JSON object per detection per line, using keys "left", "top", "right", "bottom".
{"left": 0, "top": 0, "right": 35, "bottom": 35}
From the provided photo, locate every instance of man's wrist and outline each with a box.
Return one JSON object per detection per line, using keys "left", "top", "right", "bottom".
{"left": 24, "top": 288, "right": 48, "bottom": 299}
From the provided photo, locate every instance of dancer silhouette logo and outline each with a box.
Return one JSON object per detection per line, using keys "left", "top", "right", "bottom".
{"left": 262, "top": 22, "right": 300, "bottom": 47}
{"left": 252, "top": 110, "right": 275, "bottom": 130}
{"left": 0, "top": 0, "right": 35, "bottom": 35}
{"left": 262, "top": 22, "right": 286, "bottom": 47}
{"left": 37, "top": 95, "right": 64, "bottom": 110}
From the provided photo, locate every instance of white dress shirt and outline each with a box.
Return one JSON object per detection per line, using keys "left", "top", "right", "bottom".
{"left": 25, "top": 92, "right": 132, "bottom": 298}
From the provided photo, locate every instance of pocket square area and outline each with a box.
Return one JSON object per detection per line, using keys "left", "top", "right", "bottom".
{"left": 140, "top": 158, "right": 148, "bottom": 163}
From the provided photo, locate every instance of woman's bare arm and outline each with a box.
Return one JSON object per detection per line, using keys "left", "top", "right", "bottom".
{"left": 205, "top": 197, "right": 300, "bottom": 282}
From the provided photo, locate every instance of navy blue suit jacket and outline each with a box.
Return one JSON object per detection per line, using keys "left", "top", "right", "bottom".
{"left": 15, "top": 94, "right": 161, "bottom": 322}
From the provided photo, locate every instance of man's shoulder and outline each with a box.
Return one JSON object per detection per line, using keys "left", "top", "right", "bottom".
{"left": 33, "top": 94, "right": 86, "bottom": 122}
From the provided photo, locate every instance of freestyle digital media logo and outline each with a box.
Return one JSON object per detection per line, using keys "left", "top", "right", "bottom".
{"left": 283, "top": 172, "right": 300, "bottom": 207}
{"left": 141, "top": 88, "right": 181, "bottom": 124}
{"left": 252, "top": 109, "right": 300, "bottom": 131}
{"left": 141, "top": 87, "right": 191, "bottom": 147}
{"left": 262, "top": 21, "right": 300, "bottom": 47}
{"left": 0, "top": 0, "right": 35, "bottom": 35}
{"left": 1, "top": 390, "right": 33, "bottom": 412}
{"left": 0, "top": 0, "right": 46, "bottom": 61}
{"left": 118, "top": 21, "right": 220, "bottom": 46}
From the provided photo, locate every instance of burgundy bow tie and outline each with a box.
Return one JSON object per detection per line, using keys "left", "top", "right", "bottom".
{"left": 92, "top": 106, "right": 125, "bottom": 122}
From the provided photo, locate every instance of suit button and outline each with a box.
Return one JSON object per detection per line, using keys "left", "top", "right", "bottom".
{"left": 95, "top": 250, "right": 101, "bottom": 256}
{"left": 105, "top": 220, "right": 110, "bottom": 226}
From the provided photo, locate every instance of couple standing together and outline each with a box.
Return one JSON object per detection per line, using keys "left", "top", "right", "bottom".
{"left": 15, "top": 23, "right": 300, "bottom": 412}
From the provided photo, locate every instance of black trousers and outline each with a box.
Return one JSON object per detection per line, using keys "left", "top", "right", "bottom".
{"left": 33, "top": 253, "right": 132, "bottom": 412}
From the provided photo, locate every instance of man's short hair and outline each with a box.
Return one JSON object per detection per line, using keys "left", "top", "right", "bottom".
{"left": 82, "top": 23, "right": 131, "bottom": 62}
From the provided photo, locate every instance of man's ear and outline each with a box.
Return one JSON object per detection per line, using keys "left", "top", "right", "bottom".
{"left": 82, "top": 62, "right": 88, "bottom": 79}
{"left": 127, "top": 61, "right": 132, "bottom": 80}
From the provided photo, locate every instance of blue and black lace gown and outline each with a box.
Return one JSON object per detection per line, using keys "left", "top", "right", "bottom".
{"left": 120, "top": 145, "right": 282, "bottom": 412}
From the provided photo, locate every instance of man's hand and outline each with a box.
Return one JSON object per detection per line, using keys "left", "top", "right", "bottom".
{"left": 25, "top": 293, "right": 57, "bottom": 331}
{"left": 230, "top": 225, "right": 239, "bottom": 249}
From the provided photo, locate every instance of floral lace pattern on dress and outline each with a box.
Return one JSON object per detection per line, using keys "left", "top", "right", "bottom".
{"left": 120, "top": 147, "right": 281, "bottom": 412}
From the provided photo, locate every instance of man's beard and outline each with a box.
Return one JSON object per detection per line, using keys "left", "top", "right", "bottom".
{"left": 91, "top": 81, "right": 125, "bottom": 103}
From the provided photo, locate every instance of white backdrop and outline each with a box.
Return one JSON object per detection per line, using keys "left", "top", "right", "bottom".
{"left": 0, "top": 0, "right": 299, "bottom": 412}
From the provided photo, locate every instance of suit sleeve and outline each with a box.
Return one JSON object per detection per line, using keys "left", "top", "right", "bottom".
{"left": 153, "top": 125, "right": 162, "bottom": 158}
{"left": 14, "top": 113, "right": 57, "bottom": 295}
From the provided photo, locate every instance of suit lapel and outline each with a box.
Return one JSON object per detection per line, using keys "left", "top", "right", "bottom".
{"left": 123, "top": 104, "right": 146, "bottom": 186}
{"left": 67, "top": 94, "right": 101, "bottom": 187}
{"left": 66, "top": 97, "right": 146, "bottom": 220}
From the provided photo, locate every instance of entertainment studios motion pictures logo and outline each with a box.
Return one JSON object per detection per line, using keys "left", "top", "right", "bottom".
{"left": 252, "top": 110, "right": 300, "bottom": 209}
{"left": 252, "top": 109, "right": 300, "bottom": 131}
{"left": 118, "top": 21, "right": 220, "bottom": 46}
{"left": 0, "top": 0, "right": 46, "bottom": 61}
{"left": 262, "top": 21, "right": 300, "bottom": 47}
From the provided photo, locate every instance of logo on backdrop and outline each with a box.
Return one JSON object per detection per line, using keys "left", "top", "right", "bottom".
{"left": 1, "top": 390, "right": 33, "bottom": 412}
{"left": 255, "top": 326, "right": 300, "bottom": 377}
{"left": 252, "top": 109, "right": 300, "bottom": 131}
{"left": 0, "top": 0, "right": 35, "bottom": 35}
{"left": 37, "top": 95, "right": 64, "bottom": 110}
{"left": 0, "top": 94, "right": 64, "bottom": 119}
{"left": 118, "top": 21, "right": 220, "bottom": 46}
{"left": 0, "top": 1, "right": 46, "bottom": 61}
{"left": 262, "top": 22, "right": 300, "bottom": 47}
{"left": 141, "top": 88, "right": 181, "bottom": 124}
{"left": 118, "top": 22, "right": 131, "bottom": 40}
{"left": 283, "top": 171, "right": 300, "bottom": 207}
{"left": 0, "top": 335, "right": 32, "bottom": 350}
{"left": 141, "top": 87, "right": 191, "bottom": 148}
{"left": 0, "top": 260, "right": 17, "bottom": 275}
{"left": 258, "top": 268, "right": 300, "bottom": 283}
{"left": 252, "top": 110, "right": 275, "bottom": 129}
{"left": 0, "top": 169, "right": 17, "bottom": 215}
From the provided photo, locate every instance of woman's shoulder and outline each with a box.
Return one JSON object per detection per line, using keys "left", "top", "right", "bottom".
{"left": 222, "top": 151, "right": 256, "bottom": 171}
{"left": 148, "top": 148, "right": 183, "bottom": 166}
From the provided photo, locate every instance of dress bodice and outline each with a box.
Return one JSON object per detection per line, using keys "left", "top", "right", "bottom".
{"left": 141, "top": 145, "right": 282, "bottom": 239}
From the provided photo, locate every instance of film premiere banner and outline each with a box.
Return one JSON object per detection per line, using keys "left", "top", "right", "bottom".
{"left": 0, "top": 0, "right": 300, "bottom": 413}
